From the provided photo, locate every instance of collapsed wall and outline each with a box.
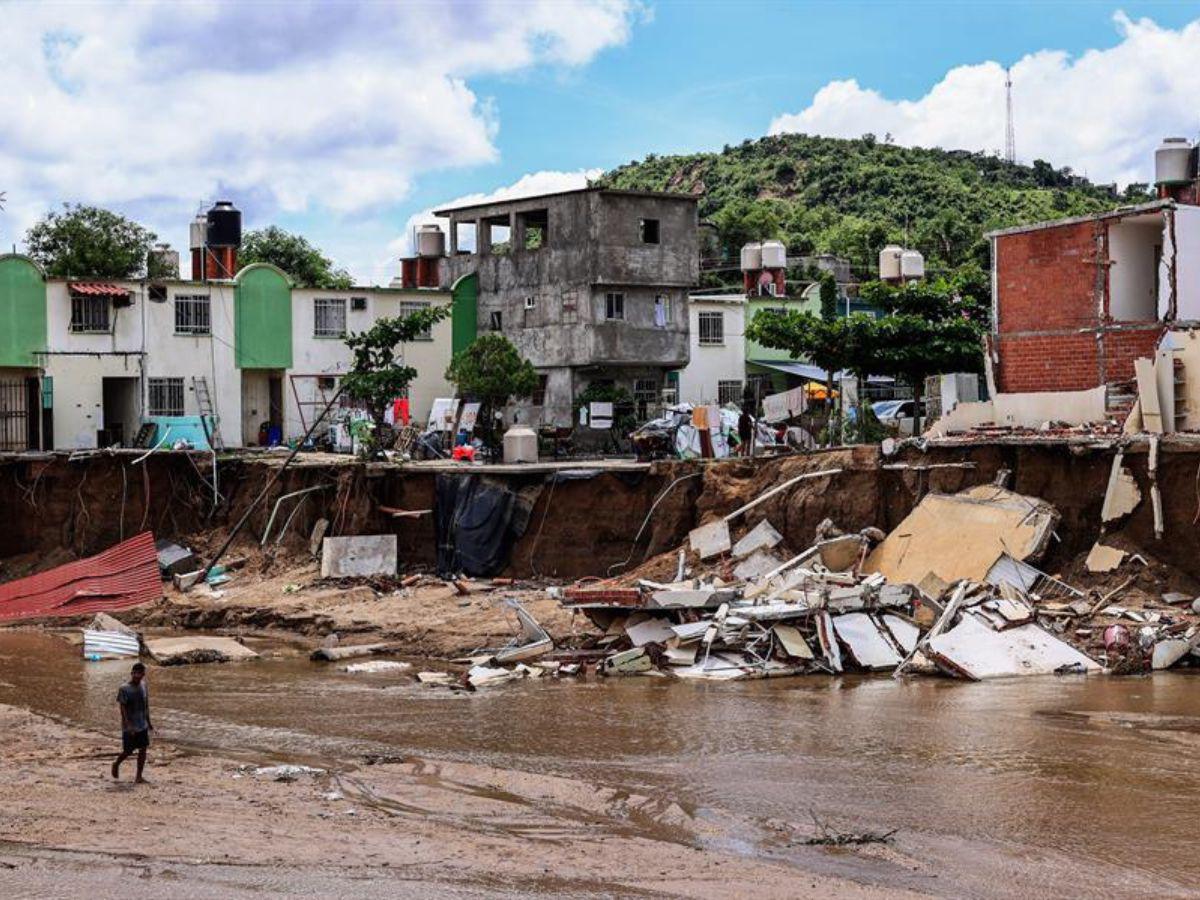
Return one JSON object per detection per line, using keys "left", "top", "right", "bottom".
{"left": 0, "top": 439, "right": 1198, "bottom": 587}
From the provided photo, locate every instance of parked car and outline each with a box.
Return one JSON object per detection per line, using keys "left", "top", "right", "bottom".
{"left": 872, "top": 399, "right": 926, "bottom": 436}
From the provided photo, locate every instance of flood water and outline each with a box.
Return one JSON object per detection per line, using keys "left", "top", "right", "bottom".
{"left": 3, "top": 630, "right": 1200, "bottom": 898}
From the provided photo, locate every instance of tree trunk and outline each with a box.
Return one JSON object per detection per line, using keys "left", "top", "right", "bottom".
{"left": 912, "top": 379, "right": 923, "bottom": 437}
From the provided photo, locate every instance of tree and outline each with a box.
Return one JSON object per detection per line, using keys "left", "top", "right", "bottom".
{"left": 712, "top": 199, "right": 781, "bottom": 257}
{"left": 239, "top": 226, "right": 352, "bottom": 288}
{"left": 25, "top": 204, "right": 158, "bottom": 278}
{"left": 818, "top": 272, "right": 839, "bottom": 321}
{"left": 858, "top": 271, "right": 989, "bottom": 434}
{"left": 444, "top": 333, "right": 539, "bottom": 447}
{"left": 341, "top": 305, "right": 452, "bottom": 444}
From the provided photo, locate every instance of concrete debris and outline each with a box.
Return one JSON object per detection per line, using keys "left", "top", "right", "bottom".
{"left": 253, "top": 764, "right": 325, "bottom": 782}
{"left": 733, "top": 550, "right": 783, "bottom": 581}
{"left": 925, "top": 614, "right": 1100, "bottom": 680}
{"left": 320, "top": 535, "right": 398, "bottom": 578}
{"left": 82, "top": 612, "right": 141, "bottom": 660}
{"left": 1085, "top": 543, "right": 1127, "bottom": 573}
{"left": 688, "top": 520, "right": 732, "bottom": 560}
{"left": 1100, "top": 452, "right": 1141, "bottom": 523}
{"left": 492, "top": 600, "right": 553, "bottom": 664}
{"left": 865, "top": 486, "right": 1058, "bottom": 585}
{"left": 145, "top": 636, "right": 258, "bottom": 666}
{"left": 341, "top": 660, "right": 412, "bottom": 674}
{"left": 311, "top": 642, "right": 403, "bottom": 662}
{"left": 731, "top": 519, "right": 783, "bottom": 559}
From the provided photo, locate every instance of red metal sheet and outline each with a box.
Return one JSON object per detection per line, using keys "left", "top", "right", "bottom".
{"left": 0, "top": 532, "right": 162, "bottom": 622}
{"left": 69, "top": 282, "right": 130, "bottom": 297}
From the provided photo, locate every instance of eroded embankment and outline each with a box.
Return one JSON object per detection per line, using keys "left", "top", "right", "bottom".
{"left": 2, "top": 439, "right": 1199, "bottom": 613}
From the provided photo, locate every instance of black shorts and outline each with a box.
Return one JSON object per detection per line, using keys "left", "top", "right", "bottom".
{"left": 122, "top": 729, "right": 149, "bottom": 753}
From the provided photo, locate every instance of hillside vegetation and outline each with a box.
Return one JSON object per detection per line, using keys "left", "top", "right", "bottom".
{"left": 596, "top": 133, "right": 1150, "bottom": 276}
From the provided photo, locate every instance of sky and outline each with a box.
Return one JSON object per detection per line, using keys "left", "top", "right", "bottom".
{"left": 3, "top": 1, "right": 1200, "bottom": 284}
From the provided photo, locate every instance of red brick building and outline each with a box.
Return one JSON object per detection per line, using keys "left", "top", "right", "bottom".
{"left": 986, "top": 200, "right": 1198, "bottom": 395}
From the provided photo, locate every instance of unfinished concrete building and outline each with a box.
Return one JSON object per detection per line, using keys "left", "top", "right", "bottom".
{"left": 435, "top": 188, "right": 699, "bottom": 425}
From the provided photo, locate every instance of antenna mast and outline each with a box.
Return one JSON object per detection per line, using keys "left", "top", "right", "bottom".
{"left": 1004, "top": 67, "right": 1016, "bottom": 164}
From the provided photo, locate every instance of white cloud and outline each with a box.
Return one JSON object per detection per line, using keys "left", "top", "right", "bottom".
{"left": 0, "top": 1, "right": 638, "bottom": 279}
{"left": 769, "top": 12, "right": 1200, "bottom": 186}
{"left": 392, "top": 168, "right": 604, "bottom": 259}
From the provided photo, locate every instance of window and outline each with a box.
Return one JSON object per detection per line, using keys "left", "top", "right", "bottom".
{"left": 634, "top": 378, "right": 659, "bottom": 418}
{"left": 524, "top": 295, "right": 536, "bottom": 310}
{"left": 70, "top": 295, "right": 110, "bottom": 333}
{"left": 698, "top": 311, "right": 724, "bottom": 345}
{"left": 398, "top": 300, "right": 433, "bottom": 340}
{"left": 532, "top": 374, "right": 548, "bottom": 406}
{"left": 148, "top": 284, "right": 168, "bottom": 302}
{"left": 605, "top": 292, "right": 625, "bottom": 321}
{"left": 489, "top": 310, "right": 503, "bottom": 331}
{"left": 640, "top": 218, "right": 660, "bottom": 244}
{"left": 718, "top": 380, "right": 744, "bottom": 405}
{"left": 314, "top": 298, "right": 347, "bottom": 337}
{"left": 654, "top": 294, "right": 671, "bottom": 328}
{"left": 174, "top": 294, "right": 211, "bottom": 335}
{"left": 350, "top": 296, "right": 368, "bottom": 311}
{"left": 148, "top": 377, "right": 185, "bottom": 417}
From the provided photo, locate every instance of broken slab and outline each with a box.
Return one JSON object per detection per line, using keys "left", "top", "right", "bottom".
{"left": 773, "top": 624, "right": 814, "bottom": 660}
{"left": 1151, "top": 639, "right": 1192, "bottom": 671}
{"left": 832, "top": 613, "right": 904, "bottom": 670}
{"left": 310, "top": 642, "right": 403, "bottom": 661}
{"left": 689, "top": 520, "right": 732, "bottom": 560}
{"left": 599, "top": 647, "right": 653, "bottom": 676}
{"left": 816, "top": 535, "right": 866, "bottom": 573}
{"left": 733, "top": 550, "right": 783, "bottom": 581}
{"left": 648, "top": 588, "right": 728, "bottom": 610}
{"left": 731, "top": 519, "right": 783, "bottom": 560}
{"left": 865, "top": 486, "right": 1059, "bottom": 585}
{"left": 1101, "top": 452, "right": 1141, "bottom": 523}
{"left": 1085, "top": 543, "right": 1126, "bottom": 574}
{"left": 145, "top": 636, "right": 259, "bottom": 666}
{"left": 925, "top": 614, "right": 1099, "bottom": 680}
{"left": 881, "top": 615, "right": 920, "bottom": 654}
{"left": 625, "top": 617, "right": 676, "bottom": 647}
{"left": 494, "top": 601, "right": 553, "bottom": 664}
{"left": 342, "top": 660, "right": 412, "bottom": 674}
{"left": 320, "top": 535, "right": 398, "bottom": 578}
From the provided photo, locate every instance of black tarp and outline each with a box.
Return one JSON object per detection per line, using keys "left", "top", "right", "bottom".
{"left": 434, "top": 474, "right": 541, "bottom": 577}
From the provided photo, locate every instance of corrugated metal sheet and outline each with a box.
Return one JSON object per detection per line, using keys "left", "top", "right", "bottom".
{"left": 0, "top": 532, "right": 162, "bottom": 623}
{"left": 83, "top": 630, "right": 140, "bottom": 658}
{"left": 69, "top": 282, "right": 130, "bottom": 297}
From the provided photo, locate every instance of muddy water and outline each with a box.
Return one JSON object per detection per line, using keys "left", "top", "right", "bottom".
{"left": 3, "top": 631, "right": 1200, "bottom": 899}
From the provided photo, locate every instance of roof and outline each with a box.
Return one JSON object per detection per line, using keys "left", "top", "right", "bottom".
{"left": 433, "top": 186, "right": 699, "bottom": 217}
{"left": 748, "top": 359, "right": 893, "bottom": 383}
{"left": 69, "top": 281, "right": 131, "bottom": 297}
{"left": 0, "top": 531, "right": 161, "bottom": 623}
{"left": 985, "top": 199, "right": 1173, "bottom": 239}
{"left": 688, "top": 292, "right": 746, "bottom": 305}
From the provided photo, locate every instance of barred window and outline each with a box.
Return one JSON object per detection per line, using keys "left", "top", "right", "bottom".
{"left": 698, "top": 311, "right": 724, "bottom": 345}
{"left": 314, "top": 298, "right": 347, "bottom": 337}
{"left": 398, "top": 300, "right": 433, "bottom": 340}
{"left": 148, "top": 377, "right": 185, "bottom": 417}
{"left": 605, "top": 292, "right": 625, "bottom": 321}
{"left": 70, "top": 295, "right": 110, "bottom": 333}
{"left": 174, "top": 294, "right": 211, "bottom": 335}
{"left": 718, "top": 380, "right": 744, "bottom": 405}
{"left": 634, "top": 377, "right": 659, "bottom": 418}
{"left": 532, "top": 374, "right": 548, "bottom": 406}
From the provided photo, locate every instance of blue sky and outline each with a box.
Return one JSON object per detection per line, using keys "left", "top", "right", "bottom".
{"left": 3, "top": 1, "right": 1200, "bottom": 283}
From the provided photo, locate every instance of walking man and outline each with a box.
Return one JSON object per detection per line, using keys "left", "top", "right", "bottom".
{"left": 112, "top": 662, "right": 153, "bottom": 783}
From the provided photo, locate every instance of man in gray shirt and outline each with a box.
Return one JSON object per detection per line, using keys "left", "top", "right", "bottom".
{"left": 112, "top": 662, "right": 154, "bottom": 783}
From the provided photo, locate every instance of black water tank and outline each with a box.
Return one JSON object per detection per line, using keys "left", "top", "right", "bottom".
{"left": 206, "top": 201, "right": 242, "bottom": 248}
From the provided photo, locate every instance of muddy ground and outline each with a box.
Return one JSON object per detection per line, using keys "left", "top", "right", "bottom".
{"left": 0, "top": 702, "right": 915, "bottom": 898}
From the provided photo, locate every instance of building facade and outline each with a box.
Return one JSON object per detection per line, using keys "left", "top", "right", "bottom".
{"left": 435, "top": 187, "right": 699, "bottom": 425}
{"left": 676, "top": 294, "right": 746, "bottom": 406}
{"left": 0, "top": 254, "right": 472, "bottom": 451}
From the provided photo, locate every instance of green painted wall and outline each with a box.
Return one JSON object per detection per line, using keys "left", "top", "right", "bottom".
{"left": 745, "top": 295, "right": 807, "bottom": 361}
{"left": 235, "top": 265, "right": 292, "bottom": 369}
{"left": 0, "top": 256, "right": 47, "bottom": 367}
{"left": 450, "top": 273, "right": 478, "bottom": 359}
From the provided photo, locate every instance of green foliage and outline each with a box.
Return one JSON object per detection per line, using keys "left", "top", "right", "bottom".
{"left": 25, "top": 204, "right": 158, "bottom": 278}
{"left": 445, "top": 333, "right": 539, "bottom": 445}
{"left": 239, "top": 226, "right": 352, "bottom": 288}
{"left": 595, "top": 133, "right": 1127, "bottom": 272}
{"left": 818, "top": 272, "right": 838, "bottom": 321}
{"left": 342, "top": 305, "right": 452, "bottom": 438}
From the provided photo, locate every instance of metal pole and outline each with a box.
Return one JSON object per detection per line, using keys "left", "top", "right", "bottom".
{"left": 200, "top": 385, "right": 345, "bottom": 583}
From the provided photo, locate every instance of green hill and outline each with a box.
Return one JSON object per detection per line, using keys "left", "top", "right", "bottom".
{"left": 596, "top": 133, "right": 1148, "bottom": 278}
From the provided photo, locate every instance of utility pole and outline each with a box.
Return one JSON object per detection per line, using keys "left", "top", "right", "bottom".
{"left": 1004, "top": 67, "right": 1016, "bottom": 164}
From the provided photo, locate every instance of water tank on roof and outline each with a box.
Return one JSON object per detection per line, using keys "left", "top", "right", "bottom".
{"left": 205, "top": 201, "right": 242, "bottom": 248}
{"left": 740, "top": 242, "right": 762, "bottom": 271}
{"left": 1155, "top": 137, "right": 1196, "bottom": 186}
{"left": 900, "top": 249, "right": 925, "bottom": 280}
{"left": 761, "top": 239, "right": 786, "bottom": 269}
{"left": 416, "top": 224, "right": 446, "bottom": 258}
{"left": 879, "top": 244, "right": 903, "bottom": 280}
{"left": 189, "top": 215, "right": 207, "bottom": 251}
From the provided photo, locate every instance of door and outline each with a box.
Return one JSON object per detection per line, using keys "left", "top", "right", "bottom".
{"left": 0, "top": 377, "right": 31, "bottom": 451}
{"left": 101, "top": 377, "right": 140, "bottom": 447}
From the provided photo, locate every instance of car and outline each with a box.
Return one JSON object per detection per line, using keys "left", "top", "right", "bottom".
{"left": 873, "top": 399, "right": 927, "bottom": 436}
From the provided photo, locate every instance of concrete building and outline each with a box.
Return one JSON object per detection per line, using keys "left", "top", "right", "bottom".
{"left": 0, "top": 254, "right": 471, "bottom": 451}
{"left": 434, "top": 187, "right": 699, "bottom": 425}
{"left": 676, "top": 294, "right": 746, "bottom": 405}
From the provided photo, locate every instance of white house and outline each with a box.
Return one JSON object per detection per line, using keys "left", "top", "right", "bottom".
{"left": 676, "top": 293, "right": 746, "bottom": 406}
{"left": 0, "top": 253, "right": 468, "bottom": 451}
